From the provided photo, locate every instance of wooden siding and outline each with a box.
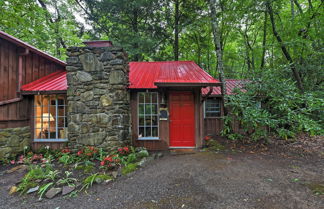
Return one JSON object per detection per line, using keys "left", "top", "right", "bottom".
{"left": 204, "top": 118, "right": 224, "bottom": 136}
{"left": 0, "top": 38, "right": 63, "bottom": 128}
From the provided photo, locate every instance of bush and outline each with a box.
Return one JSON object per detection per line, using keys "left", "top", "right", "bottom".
{"left": 223, "top": 68, "right": 324, "bottom": 141}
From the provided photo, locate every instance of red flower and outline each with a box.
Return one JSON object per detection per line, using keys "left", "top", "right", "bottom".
{"left": 123, "top": 147, "right": 129, "bottom": 152}
{"left": 118, "top": 148, "right": 123, "bottom": 152}
{"left": 77, "top": 151, "right": 82, "bottom": 156}
{"left": 104, "top": 156, "right": 113, "bottom": 162}
{"left": 100, "top": 161, "right": 105, "bottom": 166}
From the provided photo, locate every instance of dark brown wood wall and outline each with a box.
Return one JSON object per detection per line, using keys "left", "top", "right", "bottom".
{"left": 0, "top": 38, "right": 64, "bottom": 128}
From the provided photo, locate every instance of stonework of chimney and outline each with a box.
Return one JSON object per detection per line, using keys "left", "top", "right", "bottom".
{"left": 66, "top": 44, "right": 130, "bottom": 150}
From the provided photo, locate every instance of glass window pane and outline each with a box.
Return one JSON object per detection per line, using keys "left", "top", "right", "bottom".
{"left": 145, "top": 116, "right": 152, "bottom": 126}
{"left": 58, "top": 127, "right": 67, "bottom": 139}
{"left": 145, "top": 104, "right": 152, "bottom": 114}
{"left": 145, "top": 93, "right": 151, "bottom": 103}
{"left": 139, "top": 116, "right": 145, "bottom": 126}
{"left": 145, "top": 127, "right": 151, "bottom": 137}
{"left": 152, "top": 116, "right": 158, "bottom": 125}
{"left": 152, "top": 127, "right": 158, "bottom": 137}
{"left": 152, "top": 93, "right": 157, "bottom": 103}
{"left": 139, "top": 127, "right": 145, "bottom": 138}
{"left": 139, "top": 104, "right": 145, "bottom": 115}
{"left": 152, "top": 104, "right": 158, "bottom": 114}
{"left": 139, "top": 93, "right": 145, "bottom": 103}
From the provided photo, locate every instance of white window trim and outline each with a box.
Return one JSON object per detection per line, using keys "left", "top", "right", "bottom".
{"left": 204, "top": 98, "right": 222, "bottom": 118}
{"left": 137, "top": 92, "right": 159, "bottom": 140}
{"left": 34, "top": 95, "right": 68, "bottom": 142}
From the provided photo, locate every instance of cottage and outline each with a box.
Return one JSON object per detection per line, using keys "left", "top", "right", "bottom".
{"left": 0, "top": 31, "right": 242, "bottom": 158}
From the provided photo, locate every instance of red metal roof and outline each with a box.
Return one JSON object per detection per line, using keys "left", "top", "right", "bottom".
{"left": 129, "top": 61, "right": 219, "bottom": 89}
{"left": 201, "top": 79, "right": 247, "bottom": 95}
{"left": 21, "top": 61, "right": 220, "bottom": 92}
{"left": 0, "top": 30, "right": 66, "bottom": 66}
{"left": 21, "top": 71, "right": 67, "bottom": 92}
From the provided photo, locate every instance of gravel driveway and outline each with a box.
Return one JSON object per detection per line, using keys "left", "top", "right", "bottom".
{"left": 1, "top": 151, "right": 323, "bottom": 209}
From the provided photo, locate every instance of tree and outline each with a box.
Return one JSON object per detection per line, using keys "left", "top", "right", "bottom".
{"left": 208, "top": 0, "right": 226, "bottom": 97}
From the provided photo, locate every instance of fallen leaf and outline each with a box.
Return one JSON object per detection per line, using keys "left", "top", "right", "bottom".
{"left": 9, "top": 186, "right": 17, "bottom": 195}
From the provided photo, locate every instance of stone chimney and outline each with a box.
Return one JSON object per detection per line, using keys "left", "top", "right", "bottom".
{"left": 66, "top": 41, "right": 130, "bottom": 150}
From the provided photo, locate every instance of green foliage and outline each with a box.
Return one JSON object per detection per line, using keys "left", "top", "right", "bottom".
{"left": 223, "top": 68, "right": 324, "bottom": 141}
{"left": 17, "top": 164, "right": 53, "bottom": 194}
{"left": 59, "top": 154, "right": 76, "bottom": 165}
{"left": 121, "top": 163, "right": 138, "bottom": 175}
{"left": 57, "top": 171, "right": 77, "bottom": 186}
{"left": 80, "top": 173, "right": 112, "bottom": 191}
{"left": 38, "top": 182, "right": 54, "bottom": 199}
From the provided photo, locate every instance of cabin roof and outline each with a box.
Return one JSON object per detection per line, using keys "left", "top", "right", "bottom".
{"left": 201, "top": 79, "right": 247, "bottom": 96}
{"left": 0, "top": 30, "right": 66, "bottom": 66}
{"left": 21, "top": 70, "right": 67, "bottom": 93}
{"left": 129, "top": 61, "right": 219, "bottom": 89}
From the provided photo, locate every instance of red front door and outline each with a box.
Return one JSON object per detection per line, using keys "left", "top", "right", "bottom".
{"left": 169, "top": 92, "right": 195, "bottom": 147}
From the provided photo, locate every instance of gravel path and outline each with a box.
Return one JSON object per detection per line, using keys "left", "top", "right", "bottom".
{"left": 1, "top": 151, "right": 323, "bottom": 209}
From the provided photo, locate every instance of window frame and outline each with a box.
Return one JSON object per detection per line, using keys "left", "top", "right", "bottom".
{"left": 204, "top": 97, "right": 222, "bottom": 118}
{"left": 33, "top": 94, "right": 68, "bottom": 142}
{"left": 137, "top": 92, "right": 159, "bottom": 140}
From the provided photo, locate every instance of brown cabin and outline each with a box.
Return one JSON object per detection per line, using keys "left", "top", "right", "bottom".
{"left": 0, "top": 31, "right": 244, "bottom": 158}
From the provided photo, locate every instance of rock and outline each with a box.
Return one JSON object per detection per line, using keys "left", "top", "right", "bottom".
{"left": 27, "top": 186, "right": 39, "bottom": 194}
{"left": 76, "top": 71, "right": 92, "bottom": 82}
{"left": 79, "top": 53, "right": 103, "bottom": 72}
{"left": 80, "top": 91, "right": 94, "bottom": 101}
{"left": 62, "top": 186, "right": 75, "bottom": 196}
{"left": 109, "top": 59, "right": 124, "bottom": 65}
{"left": 100, "top": 52, "right": 116, "bottom": 61}
{"left": 45, "top": 187, "right": 62, "bottom": 199}
{"left": 77, "top": 132, "right": 106, "bottom": 146}
{"left": 6, "top": 165, "right": 27, "bottom": 174}
{"left": 157, "top": 152, "right": 164, "bottom": 158}
{"left": 109, "top": 71, "right": 125, "bottom": 84}
{"left": 9, "top": 186, "right": 17, "bottom": 195}
{"left": 111, "top": 171, "right": 118, "bottom": 178}
{"left": 100, "top": 95, "right": 112, "bottom": 107}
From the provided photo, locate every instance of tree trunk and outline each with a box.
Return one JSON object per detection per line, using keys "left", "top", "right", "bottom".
{"left": 266, "top": 1, "right": 304, "bottom": 92}
{"left": 174, "top": 0, "right": 180, "bottom": 61}
{"left": 291, "top": 0, "right": 295, "bottom": 20}
{"left": 293, "top": 0, "right": 304, "bottom": 14}
{"left": 132, "top": 9, "right": 140, "bottom": 61}
{"left": 208, "top": 0, "right": 227, "bottom": 98}
{"left": 260, "top": 11, "right": 268, "bottom": 69}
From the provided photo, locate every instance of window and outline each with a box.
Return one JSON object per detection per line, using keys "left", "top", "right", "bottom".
{"left": 138, "top": 92, "right": 159, "bottom": 139}
{"left": 204, "top": 98, "right": 221, "bottom": 118}
{"left": 34, "top": 95, "right": 67, "bottom": 142}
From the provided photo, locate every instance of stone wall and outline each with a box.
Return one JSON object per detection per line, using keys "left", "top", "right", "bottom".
{"left": 66, "top": 45, "right": 130, "bottom": 150}
{"left": 0, "top": 126, "right": 30, "bottom": 160}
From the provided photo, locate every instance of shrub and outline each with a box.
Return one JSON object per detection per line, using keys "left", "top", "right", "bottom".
{"left": 223, "top": 68, "right": 324, "bottom": 141}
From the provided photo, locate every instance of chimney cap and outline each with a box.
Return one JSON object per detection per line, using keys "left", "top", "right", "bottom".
{"left": 83, "top": 40, "right": 113, "bottom": 47}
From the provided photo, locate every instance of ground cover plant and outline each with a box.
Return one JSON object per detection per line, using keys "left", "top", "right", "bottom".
{"left": 5, "top": 145, "right": 150, "bottom": 199}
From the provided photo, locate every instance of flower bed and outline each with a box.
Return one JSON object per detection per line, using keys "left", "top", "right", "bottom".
{"left": 4, "top": 146, "right": 150, "bottom": 199}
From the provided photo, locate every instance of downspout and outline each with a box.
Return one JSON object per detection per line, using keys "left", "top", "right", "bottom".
{"left": 0, "top": 48, "right": 29, "bottom": 106}
{"left": 201, "top": 86, "right": 214, "bottom": 102}
{"left": 17, "top": 48, "right": 29, "bottom": 94}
